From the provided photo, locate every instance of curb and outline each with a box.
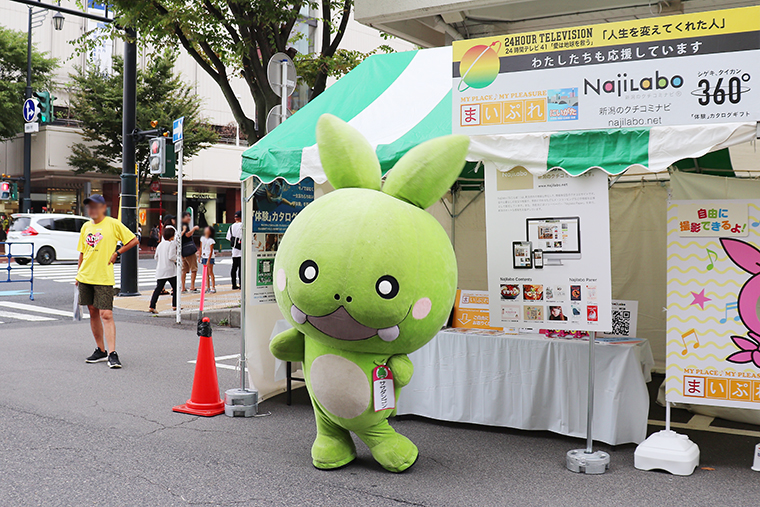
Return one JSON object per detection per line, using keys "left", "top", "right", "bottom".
{"left": 154, "top": 307, "right": 241, "bottom": 328}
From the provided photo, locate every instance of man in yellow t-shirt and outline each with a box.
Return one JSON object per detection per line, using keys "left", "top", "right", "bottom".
{"left": 76, "top": 195, "right": 139, "bottom": 369}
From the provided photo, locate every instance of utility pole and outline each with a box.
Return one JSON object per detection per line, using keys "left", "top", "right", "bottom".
{"left": 22, "top": 6, "right": 33, "bottom": 213}
{"left": 119, "top": 29, "right": 139, "bottom": 296}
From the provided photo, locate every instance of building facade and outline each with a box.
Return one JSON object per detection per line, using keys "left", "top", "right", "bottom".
{"left": 0, "top": 0, "right": 413, "bottom": 232}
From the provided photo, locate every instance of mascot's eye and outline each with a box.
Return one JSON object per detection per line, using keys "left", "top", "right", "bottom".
{"left": 299, "top": 260, "right": 318, "bottom": 284}
{"left": 376, "top": 275, "right": 399, "bottom": 299}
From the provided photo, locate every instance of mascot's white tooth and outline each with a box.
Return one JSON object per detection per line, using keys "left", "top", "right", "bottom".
{"left": 291, "top": 305, "right": 307, "bottom": 324}
{"left": 378, "top": 326, "right": 400, "bottom": 342}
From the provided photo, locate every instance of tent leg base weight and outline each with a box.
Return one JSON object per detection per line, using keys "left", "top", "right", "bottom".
{"left": 566, "top": 449, "right": 610, "bottom": 474}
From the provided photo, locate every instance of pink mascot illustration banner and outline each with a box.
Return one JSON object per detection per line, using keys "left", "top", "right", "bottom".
{"left": 666, "top": 199, "right": 760, "bottom": 409}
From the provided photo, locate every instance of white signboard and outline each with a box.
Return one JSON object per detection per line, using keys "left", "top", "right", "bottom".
{"left": 453, "top": 6, "right": 760, "bottom": 135}
{"left": 666, "top": 199, "right": 760, "bottom": 410}
{"left": 485, "top": 166, "right": 612, "bottom": 331}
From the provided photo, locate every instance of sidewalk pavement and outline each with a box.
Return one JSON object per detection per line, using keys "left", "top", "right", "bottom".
{"left": 113, "top": 282, "right": 241, "bottom": 319}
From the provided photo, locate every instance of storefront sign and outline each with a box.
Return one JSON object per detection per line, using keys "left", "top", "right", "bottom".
{"left": 666, "top": 199, "right": 760, "bottom": 409}
{"left": 453, "top": 6, "right": 760, "bottom": 135}
{"left": 485, "top": 166, "right": 612, "bottom": 331}
{"left": 186, "top": 191, "right": 217, "bottom": 200}
{"left": 250, "top": 178, "right": 314, "bottom": 304}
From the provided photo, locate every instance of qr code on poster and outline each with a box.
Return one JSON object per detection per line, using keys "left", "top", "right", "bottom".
{"left": 611, "top": 310, "right": 631, "bottom": 336}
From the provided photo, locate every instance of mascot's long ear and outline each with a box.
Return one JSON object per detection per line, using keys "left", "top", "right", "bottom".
{"left": 382, "top": 135, "right": 470, "bottom": 209}
{"left": 316, "top": 114, "right": 381, "bottom": 190}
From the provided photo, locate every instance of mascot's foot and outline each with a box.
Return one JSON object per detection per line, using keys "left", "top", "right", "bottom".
{"left": 312, "top": 433, "right": 357, "bottom": 470}
{"left": 370, "top": 433, "right": 418, "bottom": 473}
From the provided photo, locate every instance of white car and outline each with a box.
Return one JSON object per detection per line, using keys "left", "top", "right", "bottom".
{"left": 6, "top": 213, "right": 90, "bottom": 265}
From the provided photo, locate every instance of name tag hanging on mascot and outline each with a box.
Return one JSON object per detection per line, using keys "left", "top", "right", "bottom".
{"left": 373, "top": 365, "right": 395, "bottom": 412}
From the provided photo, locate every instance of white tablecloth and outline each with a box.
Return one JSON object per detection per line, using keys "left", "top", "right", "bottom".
{"left": 269, "top": 322, "right": 653, "bottom": 445}
{"left": 397, "top": 329, "right": 654, "bottom": 445}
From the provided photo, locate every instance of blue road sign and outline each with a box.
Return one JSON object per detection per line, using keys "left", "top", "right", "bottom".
{"left": 23, "top": 98, "right": 38, "bottom": 123}
{"left": 173, "top": 117, "right": 184, "bottom": 143}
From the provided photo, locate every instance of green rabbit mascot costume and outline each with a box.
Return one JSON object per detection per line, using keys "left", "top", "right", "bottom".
{"left": 270, "top": 114, "right": 469, "bottom": 473}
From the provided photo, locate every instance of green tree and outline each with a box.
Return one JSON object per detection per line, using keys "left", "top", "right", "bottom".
{"left": 68, "top": 51, "right": 217, "bottom": 195}
{"left": 80, "top": 0, "right": 354, "bottom": 142}
{"left": 0, "top": 26, "right": 57, "bottom": 140}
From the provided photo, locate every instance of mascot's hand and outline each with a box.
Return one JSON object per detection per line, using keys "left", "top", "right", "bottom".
{"left": 387, "top": 354, "right": 414, "bottom": 387}
{"left": 270, "top": 328, "right": 305, "bottom": 362}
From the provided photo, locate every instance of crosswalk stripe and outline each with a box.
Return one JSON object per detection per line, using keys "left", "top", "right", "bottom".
{"left": 0, "top": 301, "right": 88, "bottom": 318}
{"left": 0, "top": 310, "right": 55, "bottom": 322}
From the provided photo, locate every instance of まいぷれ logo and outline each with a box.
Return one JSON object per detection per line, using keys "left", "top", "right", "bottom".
{"left": 584, "top": 71, "right": 683, "bottom": 97}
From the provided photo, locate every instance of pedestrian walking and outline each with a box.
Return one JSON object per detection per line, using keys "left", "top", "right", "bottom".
{"left": 149, "top": 224, "right": 160, "bottom": 250}
{"left": 76, "top": 195, "right": 138, "bottom": 369}
{"left": 149, "top": 227, "right": 178, "bottom": 314}
{"left": 200, "top": 226, "right": 216, "bottom": 293}
{"left": 180, "top": 211, "right": 199, "bottom": 293}
{"left": 227, "top": 210, "right": 242, "bottom": 290}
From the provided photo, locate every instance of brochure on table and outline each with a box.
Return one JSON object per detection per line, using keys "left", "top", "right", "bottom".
{"left": 451, "top": 289, "right": 501, "bottom": 330}
{"left": 666, "top": 199, "right": 760, "bottom": 409}
{"left": 250, "top": 178, "right": 314, "bottom": 304}
{"left": 485, "top": 165, "right": 612, "bottom": 331}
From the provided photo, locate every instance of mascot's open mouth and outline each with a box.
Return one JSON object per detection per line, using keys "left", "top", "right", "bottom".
{"left": 290, "top": 305, "right": 400, "bottom": 342}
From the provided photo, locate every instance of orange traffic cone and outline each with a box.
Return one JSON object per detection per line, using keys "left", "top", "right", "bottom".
{"left": 173, "top": 317, "right": 225, "bottom": 417}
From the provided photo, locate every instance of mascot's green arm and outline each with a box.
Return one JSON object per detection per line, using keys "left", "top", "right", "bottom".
{"left": 387, "top": 354, "right": 414, "bottom": 387}
{"left": 269, "top": 328, "right": 306, "bottom": 362}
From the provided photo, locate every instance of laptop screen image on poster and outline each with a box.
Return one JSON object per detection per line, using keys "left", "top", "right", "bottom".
{"left": 526, "top": 217, "right": 581, "bottom": 266}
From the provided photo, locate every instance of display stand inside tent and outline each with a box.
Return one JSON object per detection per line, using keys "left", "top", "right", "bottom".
{"left": 566, "top": 332, "right": 610, "bottom": 474}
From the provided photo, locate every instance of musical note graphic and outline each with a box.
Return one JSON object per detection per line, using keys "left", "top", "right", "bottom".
{"left": 719, "top": 302, "right": 741, "bottom": 324}
{"left": 705, "top": 248, "right": 718, "bottom": 271}
{"left": 680, "top": 329, "right": 700, "bottom": 355}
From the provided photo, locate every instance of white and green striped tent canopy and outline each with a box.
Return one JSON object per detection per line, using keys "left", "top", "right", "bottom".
{"left": 240, "top": 47, "right": 755, "bottom": 183}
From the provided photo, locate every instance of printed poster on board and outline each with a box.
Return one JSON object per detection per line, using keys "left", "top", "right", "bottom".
{"left": 453, "top": 6, "right": 760, "bottom": 135}
{"left": 485, "top": 165, "right": 612, "bottom": 331}
{"left": 250, "top": 178, "right": 314, "bottom": 304}
{"left": 666, "top": 199, "right": 760, "bottom": 409}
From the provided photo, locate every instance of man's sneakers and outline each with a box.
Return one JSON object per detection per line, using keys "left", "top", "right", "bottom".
{"left": 85, "top": 348, "right": 122, "bottom": 368}
{"left": 85, "top": 348, "right": 108, "bottom": 363}
{"left": 107, "top": 352, "right": 122, "bottom": 369}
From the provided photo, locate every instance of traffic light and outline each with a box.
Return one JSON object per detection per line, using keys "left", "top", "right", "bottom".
{"left": 149, "top": 137, "right": 166, "bottom": 175}
{"left": 10, "top": 182, "right": 18, "bottom": 200}
{"left": 33, "top": 90, "right": 55, "bottom": 124}
{"left": 0, "top": 182, "right": 10, "bottom": 200}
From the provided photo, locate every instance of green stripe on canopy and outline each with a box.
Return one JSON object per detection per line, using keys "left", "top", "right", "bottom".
{"left": 241, "top": 50, "right": 418, "bottom": 183}
{"left": 547, "top": 129, "right": 650, "bottom": 176}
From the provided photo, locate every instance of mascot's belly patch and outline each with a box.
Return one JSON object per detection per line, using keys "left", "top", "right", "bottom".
{"left": 310, "top": 354, "right": 370, "bottom": 419}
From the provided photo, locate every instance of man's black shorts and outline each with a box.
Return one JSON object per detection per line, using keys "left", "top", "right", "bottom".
{"left": 78, "top": 282, "right": 114, "bottom": 311}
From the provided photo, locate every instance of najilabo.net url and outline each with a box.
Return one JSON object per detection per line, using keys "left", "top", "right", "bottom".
{"left": 607, "top": 116, "right": 663, "bottom": 128}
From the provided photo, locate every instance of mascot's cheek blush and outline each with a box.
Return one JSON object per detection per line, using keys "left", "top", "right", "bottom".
{"left": 277, "top": 269, "right": 287, "bottom": 291}
{"left": 412, "top": 298, "right": 432, "bottom": 320}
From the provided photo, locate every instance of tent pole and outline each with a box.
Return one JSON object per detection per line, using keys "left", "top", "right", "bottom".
{"left": 239, "top": 179, "right": 247, "bottom": 390}
{"left": 451, "top": 187, "right": 456, "bottom": 249}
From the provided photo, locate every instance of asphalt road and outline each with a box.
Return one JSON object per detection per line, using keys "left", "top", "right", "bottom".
{"left": 0, "top": 257, "right": 162, "bottom": 326}
{"left": 2, "top": 261, "right": 760, "bottom": 506}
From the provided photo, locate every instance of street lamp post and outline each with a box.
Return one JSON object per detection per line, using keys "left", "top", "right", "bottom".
{"left": 22, "top": 6, "right": 33, "bottom": 213}
{"left": 21, "top": 1, "right": 63, "bottom": 214}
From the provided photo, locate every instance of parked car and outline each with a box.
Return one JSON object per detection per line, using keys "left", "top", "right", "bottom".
{"left": 6, "top": 213, "right": 90, "bottom": 265}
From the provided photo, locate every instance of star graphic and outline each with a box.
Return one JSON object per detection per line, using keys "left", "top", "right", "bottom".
{"left": 690, "top": 289, "right": 711, "bottom": 310}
